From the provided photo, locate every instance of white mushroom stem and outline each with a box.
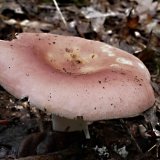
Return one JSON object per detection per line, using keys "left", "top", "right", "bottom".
{"left": 52, "top": 114, "right": 91, "bottom": 139}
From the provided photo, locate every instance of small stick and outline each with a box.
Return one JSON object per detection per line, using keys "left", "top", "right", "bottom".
{"left": 52, "top": 0, "right": 67, "bottom": 28}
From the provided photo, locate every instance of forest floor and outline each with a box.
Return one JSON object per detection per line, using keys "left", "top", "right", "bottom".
{"left": 0, "top": 0, "right": 160, "bottom": 159}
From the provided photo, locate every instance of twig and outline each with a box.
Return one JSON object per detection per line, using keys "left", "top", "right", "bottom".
{"left": 52, "top": 0, "right": 67, "bottom": 28}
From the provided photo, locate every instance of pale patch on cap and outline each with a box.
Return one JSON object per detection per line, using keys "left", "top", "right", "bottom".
{"left": 100, "top": 45, "right": 115, "bottom": 57}
{"left": 138, "top": 62, "right": 145, "bottom": 69}
{"left": 80, "top": 66, "right": 97, "bottom": 73}
{"left": 107, "top": 52, "right": 115, "bottom": 57}
{"left": 80, "top": 65, "right": 103, "bottom": 74}
{"left": 110, "top": 64, "right": 120, "bottom": 68}
{"left": 116, "top": 57, "right": 133, "bottom": 65}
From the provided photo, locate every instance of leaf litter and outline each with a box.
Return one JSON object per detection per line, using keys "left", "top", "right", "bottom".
{"left": 0, "top": 0, "right": 160, "bottom": 159}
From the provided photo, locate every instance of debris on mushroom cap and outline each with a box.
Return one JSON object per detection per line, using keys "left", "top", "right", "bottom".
{"left": 0, "top": 33, "right": 155, "bottom": 121}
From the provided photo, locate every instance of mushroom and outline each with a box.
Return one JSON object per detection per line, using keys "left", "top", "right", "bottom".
{"left": 0, "top": 33, "right": 155, "bottom": 138}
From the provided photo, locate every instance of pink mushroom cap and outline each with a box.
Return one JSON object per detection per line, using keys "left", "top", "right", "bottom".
{"left": 0, "top": 33, "right": 155, "bottom": 121}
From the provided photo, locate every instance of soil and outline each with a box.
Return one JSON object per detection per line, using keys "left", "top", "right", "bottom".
{"left": 0, "top": 0, "right": 160, "bottom": 159}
